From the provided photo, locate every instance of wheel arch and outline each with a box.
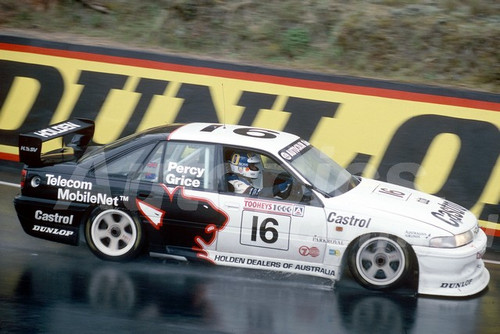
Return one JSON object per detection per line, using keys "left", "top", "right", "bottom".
{"left": 84, "top": 205, "right": 147, "bottom": 261}
{"left": 344, "top": 232, "right": 420, "bottom": 292}
{"left": 78, "top": 205, "right": 100, "bottom": 245}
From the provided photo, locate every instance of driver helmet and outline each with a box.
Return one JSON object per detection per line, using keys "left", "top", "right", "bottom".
{"left": 230, "top": 152, "right": 261, "bottom": 179}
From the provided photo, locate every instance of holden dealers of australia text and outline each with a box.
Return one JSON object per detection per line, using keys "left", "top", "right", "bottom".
{"left": 46, "top": 174, "right": 127, "bottom": 206}
{"left": 214, "top": 254, "right": 335, "bottom": 276}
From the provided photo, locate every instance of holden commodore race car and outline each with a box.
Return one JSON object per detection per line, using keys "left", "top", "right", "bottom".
{"left": 14, "top": 119, "right": 489, "bottom": 297}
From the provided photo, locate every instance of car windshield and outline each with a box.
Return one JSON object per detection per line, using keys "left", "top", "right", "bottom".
{"left": 289, "top": 145, "right": 358, "bottom": 196}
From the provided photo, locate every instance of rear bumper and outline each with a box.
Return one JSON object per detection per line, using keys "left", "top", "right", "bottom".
{"left": 414, "top": 229, "right": 489, "bottom": 297}
{"left": 14, "top": 195, "right": 89, "bottom": 246}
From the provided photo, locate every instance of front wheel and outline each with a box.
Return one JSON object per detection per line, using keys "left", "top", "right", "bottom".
{"left": 348, "top": 234, "right": 413, "bottom": 291}
{"left": 85, "top": 208, "right": 144, "bottom": 261}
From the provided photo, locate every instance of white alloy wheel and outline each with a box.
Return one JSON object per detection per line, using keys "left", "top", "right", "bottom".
{"left": 86, "top": 209, "right": 143, "bottom": 260}
{"left": 349, "top": 234, "right": 411, "bottom": 290}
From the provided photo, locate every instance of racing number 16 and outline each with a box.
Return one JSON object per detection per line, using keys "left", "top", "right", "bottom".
{"left": 251, "top": 216, "right": 278, "bottom": 243}
{"left": 241, "top": 211, "right": 291, "bottom": 250}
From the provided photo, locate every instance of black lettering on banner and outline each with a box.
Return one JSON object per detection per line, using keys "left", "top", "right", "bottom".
{"left": 236, "top": 91, "right": 277, "bottom": 125}
{"left": 119, "top": 78, "right": 169, "bottom": 137}
{"left": 480, "top": 202, "right": 500, "bottom": 247}
{"left": 69, "top": 71, "right": 128, "bottom": 139}
{"left": 282, "top": 97, "right": 340, "bottom": 141}
{"left": 346, "top": 153, "right": 374, "bottom": 176}
{"left": 378, "top": 115, "right": 500, "bottom": 209}
{"left": 480, "top": 203, "right": 499, "bottom": 223}
{"left": 0, "top": 60, "right": 64, "bottom": 146}
{"left": 174, "top": 83, "right": 219, "bottom": 123}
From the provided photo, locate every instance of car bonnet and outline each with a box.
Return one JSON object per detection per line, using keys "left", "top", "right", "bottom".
{"left": 326, "top": 177, "right": 478, "bottom": 235}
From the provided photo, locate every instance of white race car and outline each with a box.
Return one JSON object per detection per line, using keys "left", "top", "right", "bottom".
{"left": 14, "top": 120, "right": 489, "bottom": 297}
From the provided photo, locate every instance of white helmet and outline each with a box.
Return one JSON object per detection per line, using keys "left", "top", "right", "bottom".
{"left": 230, "top": 152, "right": 261, "bottom": 179}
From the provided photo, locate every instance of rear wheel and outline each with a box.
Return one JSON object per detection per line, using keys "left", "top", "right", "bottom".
{"left": 85, "top": 209, "right": 144, "bottom": 261}
{"left": 348, "top": 234, "right": 412, "bottom": 291}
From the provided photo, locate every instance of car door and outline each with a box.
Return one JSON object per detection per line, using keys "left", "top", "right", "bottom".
{"left": 130, "top": 141, "right": 227, "bottom": 260}
{"left": 216, "top": 147, "right": 328, "bottom": 268}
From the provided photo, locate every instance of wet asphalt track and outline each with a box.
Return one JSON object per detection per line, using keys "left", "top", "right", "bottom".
{"left": 1, "top": 162, "right": 499, "bottom": 334}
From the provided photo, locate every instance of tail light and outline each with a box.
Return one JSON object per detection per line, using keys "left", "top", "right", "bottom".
{"left": 20, "top": 169, "right": 27, "bottom": 189}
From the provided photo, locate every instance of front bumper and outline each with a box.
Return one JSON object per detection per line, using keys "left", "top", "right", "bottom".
{"left": 414, "top": 229, "right": 489, "bottom": 297}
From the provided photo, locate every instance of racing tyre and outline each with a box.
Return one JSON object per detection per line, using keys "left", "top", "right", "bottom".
{"left": 348, "top": 234, "right": 413, "bottom": 291}
{"left": 85, "top": 208, "right": 144, "bottom": 261}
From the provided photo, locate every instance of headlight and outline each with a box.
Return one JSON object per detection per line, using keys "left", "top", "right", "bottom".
{"left": 429, "top": 230, "right": 474, "bottom": 248}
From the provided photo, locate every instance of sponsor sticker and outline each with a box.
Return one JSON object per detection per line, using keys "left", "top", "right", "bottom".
{"left": 34, "top": 210, "right": 74, "bottom": 225}
{"left": 293, "top": 264, "right": 335, "bottom": 276}
{"left": 405, "top": 230, "right": 431, "bottom": 239}
{"left": 431, "top": 200, "right": 467, "bottom": 227}
{"left": 299, "top": 245, "right": 320, "bottom": 257}
{"left": 329, "top": 249, "right": 341, "bottom": 256}
{"left": 46, "top": 173, "right": 126, "bottom": 205}
{"left": 212, "top": 254, "right": 335, "bottom": 276}
{"left": 279, "top": 139, "right": 310, "bottom": 161}
{"left": 440, "top": 279, "right": 472, "bottom": 289}
{"left": 313, "top": 235, "right": 348, "bottom": 246}
{"left": 46, "top": 173, "right": 92, "bottom": 190}
{"left": 374, "top": 186, "right": 411, "bottom": 200}
{"left": 214, "top": 254, "right": 281, "bottom": 268}
{"left": 57, "top": 189, "right": 122, "bottom": 206}
{"left": 32, "top": 225, "right": 74, "bottom": 237}
{"left": 164, "top": 162, "right": 205, "bottom": 188}
{"left": 244, "top": 198, "right": 305, "bottom": 217}
{"left": 327, "top": 212, "right": 371, "bottom": 228}
{"left": 417, "top": 197, "right": 430, "bottom": 204}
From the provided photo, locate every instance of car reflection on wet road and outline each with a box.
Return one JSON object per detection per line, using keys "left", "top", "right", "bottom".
{"left": 1, "top": 179, "right": 499, "bottom": 334}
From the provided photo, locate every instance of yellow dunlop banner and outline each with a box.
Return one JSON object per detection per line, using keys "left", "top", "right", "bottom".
{"left": 0, "top": 36, "right": 499, "bottom": 240}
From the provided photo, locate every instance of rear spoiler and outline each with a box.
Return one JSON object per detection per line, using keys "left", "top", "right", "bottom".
{"left": 19, "top": 118, "right": 95, "bottom": 166}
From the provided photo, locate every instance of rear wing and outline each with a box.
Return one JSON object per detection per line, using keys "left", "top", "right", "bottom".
{"left": 19, "top": 118, "right": 95, "bottom": 166}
